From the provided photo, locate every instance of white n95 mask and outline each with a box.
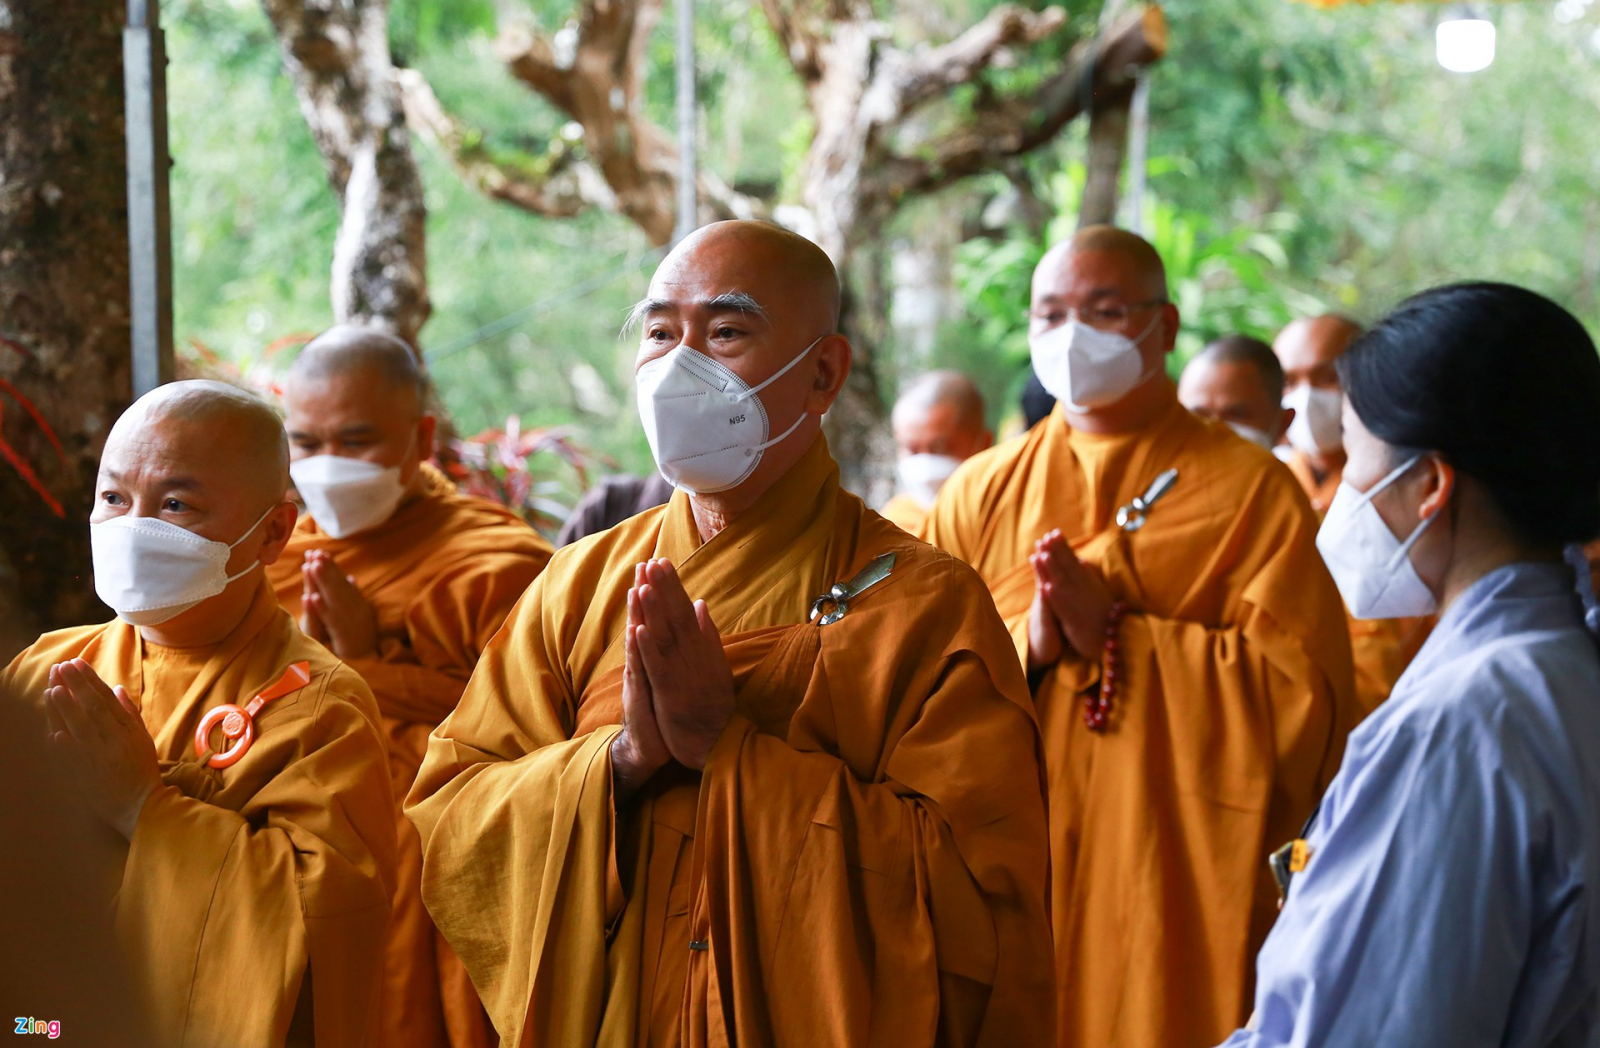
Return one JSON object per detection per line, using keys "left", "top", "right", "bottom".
{"left": 1316, "top": 455, "right": 1439, "bottom": 619}
{"left": 636, "top": 336, "right": 822, "bottom": 495}
{"left": 1283, "top": 385, "right": 1344, "bottom": 457}
{"left": 92, "top": 506, "right": 275, "bottom": 626}
{"left": 1227, "top": 421, "right": 1277, "bottom": 450}
{"left": 290, "top": 454, "right": 406, "bottom": 539}
{"left": 896, "top": 453, "right": 962, "bottom": 509}
{"left": 1030, "top": 313, "right": 1161, "bottom": 412}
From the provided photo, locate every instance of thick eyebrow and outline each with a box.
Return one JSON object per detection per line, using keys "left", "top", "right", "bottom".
{"left": 286, "top": 424, "right": 380, "bottom": 440}
{"left": 621, "top": 291, "right": 771, "bottom": 336}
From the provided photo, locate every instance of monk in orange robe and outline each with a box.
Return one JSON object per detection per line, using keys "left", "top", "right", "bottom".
{"left": 3, "top": 380, "right": 396, "bottom": 1046}
{"left": 1275, "top": 315, "right": 1433, "bottom": 715}
{"left": 266, "top": 326, "right": 553, "bottom": 1048}
{"left": 922, "top": 227, "right": 1358, "bottom": 1048}
{"left": 406, "top": 220, "right": 1054, "bottom": 1047}
{"left": 881, "top": 370, "right": 992, "bottom": 534}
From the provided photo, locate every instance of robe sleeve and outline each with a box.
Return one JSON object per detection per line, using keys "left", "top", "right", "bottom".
{"left": 1219, "top": 707, "right": 1546, "bottom": 1048}
{"left": 117, "top": 669, "right": 396, "bottom": 1048}
{"left": 351, "top": 549, "right": 546, "bottom": 726}
{"left": 403, "top": 569, "right": 622, "bottom": 1046}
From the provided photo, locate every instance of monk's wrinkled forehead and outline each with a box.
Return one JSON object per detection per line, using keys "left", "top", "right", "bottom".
{"left": 643, "top": 221, "right": 841, "bottom": 331}
{"left": 105, "top": 380, "right": 288, "bottom": 508}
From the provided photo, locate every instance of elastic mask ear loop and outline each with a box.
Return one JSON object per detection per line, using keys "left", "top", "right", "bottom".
{"left": 749, "top": 411, "right": 810, "bottom": 454}
{"left": 222, "top": 504, "right": 279, "bottom": 584}
{"left": 733, "top": 334, "right": 827, "bottom": 403}
{"left": 1368, "top": 455, "right": 1440, "bottom": 573}
{"left": 1118, "top": 310, "right": 1168, "bottom": 394}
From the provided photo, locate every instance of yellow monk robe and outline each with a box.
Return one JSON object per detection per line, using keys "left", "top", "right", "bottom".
{"left": 1, "top": 578, "right": 396, "bottom": 1047}
{"left": 923, "top": 398, "right": 1357, "bottom": 1048}
{"left": 406, "top": 435, "right": 1054, "bottom": 1048}
{"left": 269, "top": 461, "right": 553, "bottom": 1048}
{"left": 880, "top": 492, "right": 929, "bottom": 534}
{"left": 1283, "top": 446, "right": 1434, "bottom": 718}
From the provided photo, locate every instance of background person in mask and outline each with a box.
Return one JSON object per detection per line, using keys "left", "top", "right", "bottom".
{"left": 269, "top": 325, "right": 553, "bottom": 1048}
{"left": 881, "top": 369, "right": 993, "bottom": 533}
{"left": 1276, "top": 314, "right": 1433, "bottom": 719}
{"left": 921, "top": 225, "right": 1357, "bottom": 1048}
{"left": 1273, "top": 314, "right": 1362, "bottom": 513}
{"left": 1220, "top": 282, "right": 1600, "bottom": 1048}
{"left": 1, "top": 379, "right": 396, "bottom": 1046}
{"left": 407, "top": 220, "right": 1054, "bottom": 1046}
{"left": 1177, "top": 334, "right": 1295, "bottom": 449}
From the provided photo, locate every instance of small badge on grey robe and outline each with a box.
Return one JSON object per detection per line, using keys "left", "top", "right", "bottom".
{"left": 809, "top": 553, "right": 896, "bottom": 625}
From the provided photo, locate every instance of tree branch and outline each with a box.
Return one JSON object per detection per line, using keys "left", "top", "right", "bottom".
{"left": 398, "top": 68, "right": 601, "bottom": 219}
{"left": 895, "top": 4, "right": 1069, "bottom": 116}
{"left": 881, "top": 5, "right": 1167, "bottom": 198}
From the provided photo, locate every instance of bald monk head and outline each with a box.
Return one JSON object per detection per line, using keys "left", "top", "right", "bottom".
{"left": 629, "top": 219, "right": 850, "bottom": 536}
{"left": 890, "top": 370, "right": 992, "bottom": 506}
{"left": 1029, "top": 225, "right": 1181, "bottom": 432}
{"left": 1177, "top": 334, "right": 1293, "bottom": 449}
{"left": 92, "top": 380, "right": 298, "bottom": 646}
{"left": 1275, "top": 314, "right": 1362, "bottom": 466}
{"left": 283, "top": 323, "right": 438, "bottom": 534}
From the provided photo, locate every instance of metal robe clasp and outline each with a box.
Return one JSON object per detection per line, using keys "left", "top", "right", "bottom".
{"left": 809, "top": 552, "right": 896, "bottom": 625}
{"left": 1115, "top": 469, "right": 1179, "bottom": 533}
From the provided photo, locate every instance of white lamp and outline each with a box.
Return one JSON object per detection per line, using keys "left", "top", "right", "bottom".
{"left": 1436, "top": 16, "right": 1496, "bottom": 73}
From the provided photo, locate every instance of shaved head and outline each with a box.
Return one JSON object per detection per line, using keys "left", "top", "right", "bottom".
{"left": 107, "top": 379, "right": 289, "bottom": 510}
{"left": 1190, "top": 335, "right": 1285, "bottom": 404}
{"left": 640, "top": 220, "right": 842, "bottom": 333}
{"left": 288, "top": 324, "right": 428, "bottom": 415}
{"left": 1275, "top": 314, "right": 1363, "bottom": 394}
{"left": 892, "top": 370, "right": 992, "bottom": 462}
{"left": 894, "top": 371, "right": 986, "bottom": 432}
{"left": 1035, "top": 225, "right": 1169, "bottom": 304}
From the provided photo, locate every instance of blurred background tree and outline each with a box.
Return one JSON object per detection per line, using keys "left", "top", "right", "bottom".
{"left": 166, "top": 0, "right": 1600, "bottom": 490}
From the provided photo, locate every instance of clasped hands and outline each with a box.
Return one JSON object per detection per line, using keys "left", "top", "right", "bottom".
{"left": 1027, "top": 529, "right": 1115, "bottom": 673}
{"left": 610, "top": 558, "right": 736, "bottom": 801}
{"left": 44, "top": 658, "right": 161, "bottom": 840}
{"left": 299, "top": 549, "right": 378, "bottom": 660}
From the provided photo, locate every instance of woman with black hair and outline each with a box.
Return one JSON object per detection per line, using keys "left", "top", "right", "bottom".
{"left": 1219, "top": 282, "right": 1600, "bottom": 1048}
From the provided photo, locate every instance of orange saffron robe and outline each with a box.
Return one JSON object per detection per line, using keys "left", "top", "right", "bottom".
{"left": 2, "top": 579, "right": 396, "bottom": 1047}
{"left": 879, "top": 493, "right": 930, "bottom": 535}
{"left": 405, "top": 436, "right": 1054, "bottom": 1048}
{"left": 922, "top": 398, "right": 1358, "bottom": 1048}
{"left": 269, "top": 463, "right": 553, "bottom": 1048}
{"left": 1283, "top": 447, "right": 1434, "bottom": 719}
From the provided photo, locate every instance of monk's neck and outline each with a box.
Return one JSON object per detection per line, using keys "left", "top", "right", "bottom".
{"left": 137, "top": 576, "right": 259, "bottom": 649}
{"left": 689, "top": 493, "right": 745, "bottom": 543}
{"left": 1064, "top": 375, "right": 1177, "bottom": 435}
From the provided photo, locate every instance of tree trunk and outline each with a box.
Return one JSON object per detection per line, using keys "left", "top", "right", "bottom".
{"left": 262, "top": 0, "right": 429, "bottom": 346}
{"left": 1080, "top": 90, "right": 1133, "bottom": 227}
{"left": 0, "top": 0, "right": 131, "bottom": 635}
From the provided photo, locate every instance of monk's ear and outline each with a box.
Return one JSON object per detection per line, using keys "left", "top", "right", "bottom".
{"left": 804, "top": 335, "right": 852, "bottom": 415}
{"left": 256, "top": 501, "right": 299, "bottom": 567}
{"left": 1277, "top": 406, "right": 1296, "bottom": 443}
{"left": 1157, "top": 302, "right": 1181, "bottom": 354}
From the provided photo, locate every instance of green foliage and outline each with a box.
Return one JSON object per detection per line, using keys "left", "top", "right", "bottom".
{"left": 166, "top": 0, "right": 1600, "bottom": 486}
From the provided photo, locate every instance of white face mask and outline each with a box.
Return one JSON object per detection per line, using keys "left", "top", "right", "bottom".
{"left": 895, "top": 453, "right": 963, "bottom": 509}
{"left": 92, "top": 506, "right": 275, "bottom": 626}
{"left": 1226, "top": 420, "right": 1277, "bottom": 450}
{"left": 636, "top": 336, "right": 822, "bottom": 495}
{"left": 1283, "top": 384, "right": 1344, "bottom": 457}
{"left": 290, "top": 454, "right": 407, "bottom": 539}
{"left": 1316, "top": 455, "right": 1439, "bottom": 619}
{"left": 1029, "top": 313, "right": 1161, "bottom": 412}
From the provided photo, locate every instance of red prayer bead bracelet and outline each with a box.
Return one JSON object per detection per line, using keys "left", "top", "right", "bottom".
{"left": 1083, "top": 600, "right": 1127, "bottom": 732}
